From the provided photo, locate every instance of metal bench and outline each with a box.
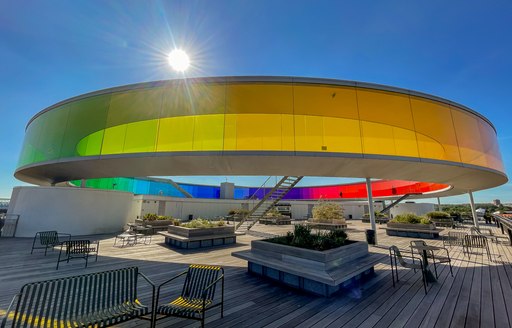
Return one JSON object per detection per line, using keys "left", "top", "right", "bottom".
{"left": 154, "top": 264, "right": 224, "bottom": 327}
{"left": 1, "top": 267, "right": 154, "bottom": 328}
{"left": 31, "top": 230, "right": 71, "bottom": 255}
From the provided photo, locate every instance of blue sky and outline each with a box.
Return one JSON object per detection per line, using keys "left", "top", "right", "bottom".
{"left": 1, "top": 0, "right": 512, "bottom": 204}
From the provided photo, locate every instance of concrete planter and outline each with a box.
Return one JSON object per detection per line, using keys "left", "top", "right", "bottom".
{"left": 385, "top": 222, "right": 441, "bottom": 239}
{"left": 167, "top": 225, "right": 235, "bottom": 238}
{"left": 232, "top": 240, "right": 383, "bottom": 296}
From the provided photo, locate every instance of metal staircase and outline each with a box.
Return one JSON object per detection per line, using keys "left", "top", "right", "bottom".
{"left": 380, "top": 193, "right": 421, "bottom": 214}
{"left": 236, "top": 176, "right": 303, "bottom": 232}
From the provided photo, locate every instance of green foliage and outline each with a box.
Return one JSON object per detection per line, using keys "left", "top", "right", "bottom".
{"left": 265, "top": 207, "right": 281, "bottom": 217}
{"left": 312, "top": 201, "right": 344, "bottom": 222}
{"left": 425, "top": 211, "right": 450, "bottom": 219}
{"left": 266, "top": 224, "right": 349, "bottom": 251}
{"left": 363, "top": 211, "right": 387, "bottom": 218}
{"left": 143, "top": 213, "right": 174, "bottom": 221}
{"left": 390, "top": 213, "right": 431, "bottom": 225}
{"left": 143, "top": 213, "right": 158, "bottom": 221}
{"left": 228, "top": 208, "right": 249, "bottom": 216}
{"left": 181, "top": 218, "right": 226, "bottom": 228}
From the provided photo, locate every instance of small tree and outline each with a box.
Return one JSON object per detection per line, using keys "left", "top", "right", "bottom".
{"left": 312, "top": 201, "right": 344, "bottom": 223}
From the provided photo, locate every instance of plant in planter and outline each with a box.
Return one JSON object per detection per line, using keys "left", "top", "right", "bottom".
{"left": 180, "top": 218, "right": 226, "bottom": 228}
{"left": 227, "top": 208, "right": 249, "bottom": 221}
{"left": 390, "top": 213, "right": 431, "bottom": 225}
{"left": 311, "top": 200, "right": 345, "bottom": 224}
{"left": 267, "top": 224, "right": 349, "bottom": 251}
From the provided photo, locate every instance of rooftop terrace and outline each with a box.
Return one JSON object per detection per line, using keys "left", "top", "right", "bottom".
{"left": 1, "top": 221, "right": 511, "bottom": 327}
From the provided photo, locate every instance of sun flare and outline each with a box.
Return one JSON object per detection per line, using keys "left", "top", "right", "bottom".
{"left": 168, "top": 49, "right": 190, "bottom": 72}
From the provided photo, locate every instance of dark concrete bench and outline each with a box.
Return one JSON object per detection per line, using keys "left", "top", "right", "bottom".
{"left": 1, "top": 267, "right": 154, "bottom": 328}
{"left": 383, "top": 227, "right": 443, "bottom": 239}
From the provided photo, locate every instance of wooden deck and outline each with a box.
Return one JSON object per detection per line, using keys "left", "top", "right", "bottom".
{"left": 1, "top": 221, "right": 512, "bottom": 327}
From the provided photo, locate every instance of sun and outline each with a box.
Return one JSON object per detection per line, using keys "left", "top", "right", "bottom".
{"left": 168, "top": 49, "right": 190, "bottom": 72}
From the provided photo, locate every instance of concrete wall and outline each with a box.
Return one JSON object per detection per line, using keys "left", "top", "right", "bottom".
{"left": 8, "top": 186, "right": 134, "bottom": 237}
{"left": 390, "top": 202, "right": 435, "bottom": 218}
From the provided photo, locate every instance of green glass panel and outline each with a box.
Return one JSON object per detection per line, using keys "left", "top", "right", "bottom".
{"left": 36, "top": 105, "right": 70, "bottom": 162}
{"left": 61, "top": 94, "right": 111, "bottom": 158}
{"left": 106, "top": 88, "right": 164, "bottom": 128}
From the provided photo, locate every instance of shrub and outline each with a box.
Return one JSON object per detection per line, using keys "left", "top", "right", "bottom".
{"left": 181, "top": 218, "right": 226, "bottom": 228}
{"left": 312, "top": 201, "right": 344, "bottom": 223}
{"left": 266, "top": 224, "right": 349, "bottom": 251}
{"left": 228, "top": 208, "right": 249, "bottom": 216}
{"left": 265, "top": 207, "right": 281, "bottom": 217}
{"left": 390, "top": 213, "right": 431, "bottom": 225}
{"left": 143, "top": 213, "right": 158, "bottom": 221}
{"left": 362, "top": 211, "right": 388, "bottom": 218}
{"left": 425, "top": 211, "right": 450, "bottom": 219}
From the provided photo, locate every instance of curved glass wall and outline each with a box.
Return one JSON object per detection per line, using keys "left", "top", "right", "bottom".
{"left": 18, "top": 79, "right": 505, "bottom": 176}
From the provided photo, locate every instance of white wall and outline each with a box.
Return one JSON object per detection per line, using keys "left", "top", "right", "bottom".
{"left": 8, "top": 186, "right": 134, "bottom": 237}
{"left": 390, "top": 202, "right": 435, "bottom": 218}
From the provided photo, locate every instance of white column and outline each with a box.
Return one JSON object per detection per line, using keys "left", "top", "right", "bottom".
{"left": 437, "top": 197, "right": 441, "bottom": 211}
{"left": 366, "top": 178, "right": 377, "bottom": 242}
{"left": 469, "top": 191, "right": 479, "bottom": 228}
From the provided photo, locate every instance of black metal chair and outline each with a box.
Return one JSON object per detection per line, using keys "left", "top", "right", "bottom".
{"left": 31, "top": 230, "right": 71, "bottom": 255}
{"left": 153, "top": 264, "right": 224, "bottom": 327}
{"left": 56, "top": 240, "right": 99, "bottom": 269}
{"left": 464, "top": 234, "right": 492, "bottom": 261}
{"left": 410, "top": 240, "right": 453, "bottom": 279}
{"left": 389, "top": 246, "right": 427, "bottom": 294}
{"left": 443, "top": 231, "right": 467, "bottom": 247}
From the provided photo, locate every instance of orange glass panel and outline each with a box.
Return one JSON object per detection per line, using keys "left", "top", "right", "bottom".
{"left": 410, "top": 97, "right": 461, "bottom": 162}
{"left": 225, "top": 83, "right": 293, "bottom": 114}
{"left": 478, "top": 119, "right": 505, "bottom": 172}
{"left": 357, "top": 88, "right": 415, "bottom": 130}
{"left": 294, "top": 85, "right": 359, "bottom": 119}
{"left": 451, "top": 107, "right": 486, "bottom": 167}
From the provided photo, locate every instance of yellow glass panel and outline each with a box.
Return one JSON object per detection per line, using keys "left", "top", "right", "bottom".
{"left": 235, "top": 114, "right": 283, "bottom": 150}
{"left": 322, "top": 117, "right": 362, "bottom": 153}
{"left": 357, "top": 89, "right": 414, "bottom": 130}
{"left": 294, "top": 115, "right": 323, "bottom": 152}
{"left": 193, "top": 114, "right": 224, "bottom": 151}
{"left": 161, "top": 82, "right": 226, "bottom": 117}
{"left": 124, "top": 120, "right": 158, "bottom": 153}
{"left": 223, "top": 114, "right": 237, "bottom": 151}
{"left": 451, "top": 107, "right": 486, "bottom": 167}
{"left": 294, "top": 85, "right": 359, "bottom": 119}
{"left": 392, "top": 128, "right": 419, "bottom": 157}
{"left": 361, "top": 121, "right": 396, "bottom": 155}
{"left": 281, "top": 114, "right": 295, "bottom": 151}
{"left": 156, "top": 116, "right": 194, "bottom": 151}
{"left": 107, "top": 88, "right": 164, "bottom": 127}
{"left": 226, "top": 83, "right": 293, "bottom": 114}
{"left": 101, "top": 125, "right": 127, "bottom": 155}
{"left": 410, "top": 97, "right": 460, "bottom": 162}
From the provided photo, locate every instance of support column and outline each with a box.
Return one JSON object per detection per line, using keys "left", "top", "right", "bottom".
{"left": 437, "top": 197, "right": 442, "bottom": 211}
{"left": 469, "top": 191, "right": 479, "bottom": 229}
{"left": 366, "top": 178, "right": 377, "bottom": 244}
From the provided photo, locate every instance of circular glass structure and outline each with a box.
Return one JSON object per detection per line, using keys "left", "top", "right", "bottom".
{"left": 15, "top": 76, "right": 507, "bottom": 198}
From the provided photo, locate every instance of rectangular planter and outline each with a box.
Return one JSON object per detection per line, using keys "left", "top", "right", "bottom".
{"left": 232, "top": 240, "right": 384, "bottom": 296}
{"left": 167, "top": 225, "right": 235, "bottom": 238}
{"left": 387, "top": 222, "right": 436, "bottom": 230}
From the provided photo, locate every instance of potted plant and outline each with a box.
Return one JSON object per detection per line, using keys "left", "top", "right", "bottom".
{"left": 306, "top": 201, "right": 346, "bottom": 230}
{"left": 167, "top": 218, "right": 234, "bottom": 238}
{"left": 387, "top": 213, "right": 435, "bottom": 230}
{"left": 425, "top": 211, "right": 454, "bottom": 227}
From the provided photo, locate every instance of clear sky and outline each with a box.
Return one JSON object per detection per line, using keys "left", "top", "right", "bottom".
{"left": 1, "top": 0, "right": 512, "bottom": 204}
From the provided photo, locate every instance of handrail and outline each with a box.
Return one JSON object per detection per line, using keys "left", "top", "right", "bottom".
{"left": 247, "top": 176, "right": 274, "bottom": 200}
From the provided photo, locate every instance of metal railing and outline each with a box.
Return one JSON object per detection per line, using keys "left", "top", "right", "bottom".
{"left": 0, "top": 214, "right": 20, "bottom": 237}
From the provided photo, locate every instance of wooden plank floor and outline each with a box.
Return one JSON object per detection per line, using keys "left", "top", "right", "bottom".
{"left": 1, "top": 221, "right": 512, "bottom": 327}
